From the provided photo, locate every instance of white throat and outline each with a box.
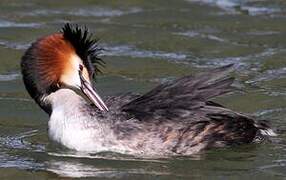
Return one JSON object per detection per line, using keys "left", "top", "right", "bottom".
{"left": 45, "top": 89, "right": 105, "bottom": 151}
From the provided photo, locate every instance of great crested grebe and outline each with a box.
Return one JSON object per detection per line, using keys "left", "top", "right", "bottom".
{"left": 21, "top": 24, "right": 276, "bottom": 156}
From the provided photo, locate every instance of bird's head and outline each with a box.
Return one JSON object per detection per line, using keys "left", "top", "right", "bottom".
{"left": 21, "top": 23, "right": 108, "bottom": 114}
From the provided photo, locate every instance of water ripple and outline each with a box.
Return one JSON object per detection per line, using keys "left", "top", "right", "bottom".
{"left": 175, "top": 31, "right": 226, "bottom": 42}
{"left": 48, "top": 152, "right": 168, "bottom": 163}
{"left": 188, "top": 0, "right": 282, "bottom": 16}
{"left": 192, "top": 48, "right": 278, "bottom": 69}
{"left": 255, "top": 108, "right": 286, "bottom": 117}
{"left": 0, "top": 20, "right": 41, "bottom": 28}
{"left": 102, "top": 44, "right": 188, "bottom": 60}
{"left": 247, "top": 67, "right": 286, "bottom": 84}
{"left": 259, "top": 160, "right": 286, "bottom": 176}
{"left": 24, "top": 7, "right": 142, "bottom": 18}
{"left": 0, "top": 73, "right": 20, "bottom": 81}
{"left": 246, "top": 31, "right": 281, "bottom": 36}
{"left": 0, "top": 97, "right": 32, "bottom": 102}
{"left": 0, "top": 40, "right": 30, "bottom": 50}
{"left": 241, "top": 6, "right": 281, "bottom": 16}
{"left": 0, "top": 130, "right": 42, "bottom": 151}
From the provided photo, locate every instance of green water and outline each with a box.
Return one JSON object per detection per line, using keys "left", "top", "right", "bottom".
{"left": 0, "top": 0, "right": 286, "bottom": 179}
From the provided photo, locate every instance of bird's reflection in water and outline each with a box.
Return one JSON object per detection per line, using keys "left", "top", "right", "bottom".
{"left": 45, "top": 152, "right": 173, "bottom": 178}
{"left": 47, "top": 160, "right": 122, "bottom": 178}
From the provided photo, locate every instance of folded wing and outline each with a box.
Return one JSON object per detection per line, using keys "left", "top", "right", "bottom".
{"left": 121, "top": 64, "right": 237, "bottom": 120}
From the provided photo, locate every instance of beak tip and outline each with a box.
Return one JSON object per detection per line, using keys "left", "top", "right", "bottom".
{"left": 99, "top": 106, "right": 109, "bottom": 112}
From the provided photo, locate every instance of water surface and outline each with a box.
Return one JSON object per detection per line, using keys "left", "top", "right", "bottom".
{"left": 0, "top": 0, "right": 286, "bottom": 179}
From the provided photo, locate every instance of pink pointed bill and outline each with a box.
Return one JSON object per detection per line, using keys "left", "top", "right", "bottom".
{"left": 79, "top": 74, "right": 108, "bottom": 112}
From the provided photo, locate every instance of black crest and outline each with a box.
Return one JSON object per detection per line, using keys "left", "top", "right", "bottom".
{"left": 61, "top": 23, "right": 105, "bottom": 78}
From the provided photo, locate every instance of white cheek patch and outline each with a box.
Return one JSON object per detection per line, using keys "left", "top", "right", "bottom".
{"left": 82, "top": 67, "right": 91, "bottom": 82}
{"left": 60, "top": 54, "right": 84, "bottom": 87}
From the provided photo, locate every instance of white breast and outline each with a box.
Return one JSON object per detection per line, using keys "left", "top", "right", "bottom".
{"left": 49, "top": 108, "right": 100, "bottom": 151}
{"left": 46, "top": 89, "right": 133, "bottom": 153}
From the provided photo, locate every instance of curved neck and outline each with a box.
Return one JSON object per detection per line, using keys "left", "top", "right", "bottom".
{"left": 44, "top": 89, "right": 87, "bottom": 115}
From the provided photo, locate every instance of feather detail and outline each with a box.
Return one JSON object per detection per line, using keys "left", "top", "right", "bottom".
{"left": 122, "top": 64, "right": 235, "bottom": 119}
{"left": 61, "top": 23, "right": 104, "bottom": 78}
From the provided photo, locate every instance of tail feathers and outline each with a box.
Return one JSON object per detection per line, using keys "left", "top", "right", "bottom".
{"left": 255, "top": 120, "right": 277, "bottom": 137}
{"left": 259, "top": 128, "right": 277, "bottom": 137}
